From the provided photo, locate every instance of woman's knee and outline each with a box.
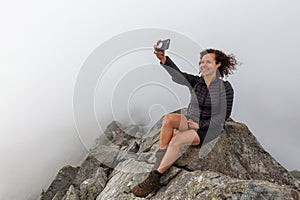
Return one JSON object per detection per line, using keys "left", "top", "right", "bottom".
{"left": 168, "top": 135, "right": 183, "bottom": 149}
{"left": 169, "top": 130, "right": 200, "bottom": 148}
{"left": 162, "top": 114, "right": 175, "bottom": 128}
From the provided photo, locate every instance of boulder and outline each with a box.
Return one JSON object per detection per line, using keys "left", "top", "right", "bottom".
{"left": 40, "top": 108, "right": 300, "bottom": 200}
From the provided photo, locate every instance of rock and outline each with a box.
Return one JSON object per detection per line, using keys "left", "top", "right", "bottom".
{"left": 137, "top": 132, "right": 160, "bottom": 153}
{"left": 160, "top": 166, "right": 182, "bottom": 186}
{"left": 115, "top": 145, "right": 138, "bottom": 164}
{"left": 103, "top": 121, "right": 124, "bottom": 140}
{"left": 73, "top": 155, "right": 102, "bottom": 189}
{"left": 89, "top": 144, "right": 120, "bottom": 169}
{"left": 39, "top": 156, "right": 108, "bottom": 200}
{"left": 175, "top": 120, "right": 300, "bottom": 191}
{"left": 94, "top": 121, "right": 125, "bottom": 146}
{"left": 96, "top": 159, "right": 182, "bottom": 199}
{"left": 79, "top": 167, "right": 107, "bottom": 200}
{"left": 96, "top": 159, "right": 152, "bottom": 199}
{"left": 40, "top": 165, "right": 79, "bottom": 200}
{"left": 40, "top": 108, "right": 300, "bottom": 200}
{"left": 90, "top": 122, "right": 143, "bottom": 168}
{"left": 123, "top": 124, "right": 145, "bottom": 138}
{"left": 62, "top": 185, "right": 80, "bottom": 200}
{"left": 153, "top": 170, "right": 299, "bottom": 200}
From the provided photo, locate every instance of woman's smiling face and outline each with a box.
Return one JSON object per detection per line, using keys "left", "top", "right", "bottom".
{"left": 199, "top": 53, "right": 221, "bottom": 77}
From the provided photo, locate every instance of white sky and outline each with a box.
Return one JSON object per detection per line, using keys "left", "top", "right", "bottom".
{"left": 0, "top": 0, "right": 299, "bottom": 199}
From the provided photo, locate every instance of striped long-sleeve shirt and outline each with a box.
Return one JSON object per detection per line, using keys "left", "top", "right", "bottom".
{"left": 161, "top": 56, "right": 234, "bottom": 131}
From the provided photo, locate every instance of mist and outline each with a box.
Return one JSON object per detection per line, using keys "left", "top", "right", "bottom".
{"left": 0, "top": 0, "right": 299, "bottom": 199}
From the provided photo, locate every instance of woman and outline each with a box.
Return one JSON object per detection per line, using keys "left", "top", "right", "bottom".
{"left": 132, "top": 43, "right": 237, "bottom": 197}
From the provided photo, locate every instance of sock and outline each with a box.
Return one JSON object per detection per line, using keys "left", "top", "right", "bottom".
{"left": 153, "top": 170, "right": 163, "bottom": 177}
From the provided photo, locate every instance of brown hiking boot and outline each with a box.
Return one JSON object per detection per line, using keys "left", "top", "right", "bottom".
{"left": 131, "top": 171, "right": 161, "bottom": 197}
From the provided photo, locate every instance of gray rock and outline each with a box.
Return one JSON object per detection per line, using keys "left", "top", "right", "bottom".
{"left": 73, "top": 155, "right": 101, "bottom": 189}
{"left": 153, "top": 170, "right": 300, "bottom": 200}
{"left": 79, "top": 167, "right": 107, "bottom": 200}
{"left": 138, "top": 133, "right": 160, "bottom": 153}
{"left": 115, "top": 139, "right": 140, "bottom": 163}
{"left": 40, "top": 165, "right": 79, "bottom": 200}
{"left": 89, "top": 144, "right": 120, "bottom": 168}
{"left": 136, "top": 152, "right": 154, "bottom": 163}
{"left": 175, "top": 120, "right": 300, "bottom": 191}
{"left": 96, "top": 159, "right": 152, "bottom": 200}
{"left": 96, "top": 159, "right": 182, "bottom": 200}
{"left": 39, "top": 155, "right": 110, "bottom": 200}
{"left": 40, "top": 108, "right": 300, "bottom": 200}
{"left": 62, "top": 185, "right": 79, "bottom": 200}
{"left": 123, "top": 124, "right": 145, "bottom": 138}
{"left": 94, "top": 121, "right": 126, "bottom": 147}
{"left": 160, "top": 166, "right": 182, "bottom": 186}
{"left": 103, "top": 121, "right": 124, "bottom": 140}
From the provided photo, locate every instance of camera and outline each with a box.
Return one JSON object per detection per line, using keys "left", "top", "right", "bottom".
{"left": 155, "top": 39, "right": 170, "bottom": 51}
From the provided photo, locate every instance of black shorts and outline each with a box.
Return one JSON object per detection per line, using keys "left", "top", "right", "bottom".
{"left": 185, "top": 115, "right": 207, "bottom": 147}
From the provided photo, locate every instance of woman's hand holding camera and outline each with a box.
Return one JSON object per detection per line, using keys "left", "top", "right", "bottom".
{"left": 153, "top": 40, "right": 167, "bottom": 64}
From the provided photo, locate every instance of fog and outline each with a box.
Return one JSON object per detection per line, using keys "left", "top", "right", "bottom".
{"left": 0, "top": 0, "right": 299, "bottom": 199}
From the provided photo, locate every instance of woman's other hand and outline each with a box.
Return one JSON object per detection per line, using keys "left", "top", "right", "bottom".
{"left": 187, "top": 119, "right": 200, "bottom": 129}
{"left": 153, "top": 40, "right": 167, "bottom": 64}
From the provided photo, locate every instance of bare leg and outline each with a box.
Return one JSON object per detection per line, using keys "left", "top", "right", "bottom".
{"left": 157, "top": 130, "right": 200, "bottom": 174}
{"left": 131, "top": 114, "right": 199, "bottom": 197}
{"left": 159, "top": 114, "right": 189, "bottom": 149}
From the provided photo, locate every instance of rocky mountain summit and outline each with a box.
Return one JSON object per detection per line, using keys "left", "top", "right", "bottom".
{"left": 40, "top": 108, "right": 300, "bottom": 200}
